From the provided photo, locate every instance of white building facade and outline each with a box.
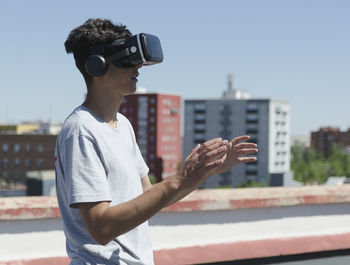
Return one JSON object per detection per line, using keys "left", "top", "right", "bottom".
{"left": 183, "top": 98, "right": 290, "bottom": 187}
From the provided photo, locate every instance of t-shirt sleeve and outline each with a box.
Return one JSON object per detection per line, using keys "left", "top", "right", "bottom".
{"left": 62, "top": 134, "right": 112, "bottom": 207}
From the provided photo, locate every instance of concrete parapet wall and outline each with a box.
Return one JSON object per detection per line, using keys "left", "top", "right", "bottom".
{"left": 1, "top": 185, "right": 350, "bottom": 265}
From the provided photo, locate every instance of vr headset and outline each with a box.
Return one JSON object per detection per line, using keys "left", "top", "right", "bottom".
{"left": 84, "top": 33, "right": 163, "bottom": 76}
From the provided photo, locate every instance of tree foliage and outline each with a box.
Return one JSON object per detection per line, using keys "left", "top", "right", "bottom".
{"left": 291, "top": 144, "right": 350, "bottom": 184}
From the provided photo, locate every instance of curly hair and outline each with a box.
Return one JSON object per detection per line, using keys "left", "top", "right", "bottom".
{"left": 64, "top": 18, "right": 132, "bottom": 82}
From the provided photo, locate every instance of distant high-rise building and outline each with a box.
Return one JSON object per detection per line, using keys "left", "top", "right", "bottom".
{"left": 311, "top": 127, "right": 350, "bottom": 158}
{"left": 183, "top": 75, "right": 290, "bottom": 187}
{"left": 120, "top": 93, "right": 181, "bottom": 182}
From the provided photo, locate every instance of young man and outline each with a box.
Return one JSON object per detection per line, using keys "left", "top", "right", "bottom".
{"left": 55, "top": 18, "right": 258, "bottom": 265}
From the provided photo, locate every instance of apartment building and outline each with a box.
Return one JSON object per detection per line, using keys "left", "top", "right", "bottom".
{"left": 183, "top": 76, "right": 290, "bottom": 187}
{"left": 0, "top": 134, "right": 57, "bottom": 184}
{"left": 311, "top": 127, "right": 350, "bottom": 158}
{"left": 120, "top": 93, "right": 181, "bottom": 182}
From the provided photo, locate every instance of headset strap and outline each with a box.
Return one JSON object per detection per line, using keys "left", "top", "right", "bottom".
{"left": 106, "top": 48, "right": 130, "bottom": 62}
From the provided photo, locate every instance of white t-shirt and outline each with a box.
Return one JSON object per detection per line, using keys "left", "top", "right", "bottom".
{"left": 55, "top": 106, "right": 153, "bottom": 265}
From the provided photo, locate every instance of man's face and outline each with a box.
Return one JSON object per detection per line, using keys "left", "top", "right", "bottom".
{"left": 104, "top": 63, "right": 142, "bottom": 96}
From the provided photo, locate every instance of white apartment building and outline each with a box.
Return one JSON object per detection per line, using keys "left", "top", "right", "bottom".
{"left": 183, "top": 76, "right": 290, "bottom": 187}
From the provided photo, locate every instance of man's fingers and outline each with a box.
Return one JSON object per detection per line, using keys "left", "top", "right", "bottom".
{"left": 203, "top": 157, "right": 224, "bottom": 171}
{"left": 189, "top": 144, "right": 201, "bottom": 157}
{"left": 201, "top": 145, "right": 227, "bottom": 159}
{"left": 234, "top": 142, "right": 257, "bottom": 150}
{"left": 198, "top": 141, "right": 228, "bottom": 160}
{"left": 236, "top": 148, "right": 258, "bottom": 156}
{"left": 198, "top": 138, "right": 226, "bottom": 153}
{"left": 237, "top": 157, "right": 257, "bottom": 163}
{"left": 230, "top": 135, "right": 251, "bottom": 146}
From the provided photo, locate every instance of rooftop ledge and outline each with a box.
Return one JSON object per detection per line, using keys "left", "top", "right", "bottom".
{"left": 1, "top": 185, "right": 350, "bottom": 220}
{"left": 1, "top": 185, "right": 350, "bottom": 265}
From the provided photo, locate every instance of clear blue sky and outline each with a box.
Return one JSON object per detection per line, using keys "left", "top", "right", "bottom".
{"left": 0, "top": 0, "right": 349, "bottom": 136}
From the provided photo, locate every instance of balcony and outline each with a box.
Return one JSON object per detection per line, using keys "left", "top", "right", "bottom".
{"left": 1, "top": 185, "right": 350, "bottom": 264}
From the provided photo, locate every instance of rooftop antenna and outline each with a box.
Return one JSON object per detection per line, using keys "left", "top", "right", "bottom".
{"left": 227, "top": 74, "right": 234, "bottom": 91}
{"left": 222, "top": 74, "right": 251, "bottom": 99}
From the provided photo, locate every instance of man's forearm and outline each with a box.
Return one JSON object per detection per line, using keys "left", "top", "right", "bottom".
{"left": 84, "top": 176, "right": 181, "bottom": 245}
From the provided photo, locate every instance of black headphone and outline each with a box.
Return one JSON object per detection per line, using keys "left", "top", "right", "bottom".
{"left": 83, "top": 33, "right": 163, "bottom": 76}
{"left": 85, "top": 54, "right": 109, "bottom": 77}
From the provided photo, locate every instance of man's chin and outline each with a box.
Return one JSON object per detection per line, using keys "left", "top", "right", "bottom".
{"left": 124, "top": 86, "right": 137, "bottom": 96}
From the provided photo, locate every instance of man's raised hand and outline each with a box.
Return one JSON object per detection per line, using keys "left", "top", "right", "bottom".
{"left": 178, "top": 138, "right": 228, "bottom": 189}
{"left": 213, "top": 135, "right": 258, "bottom": 176}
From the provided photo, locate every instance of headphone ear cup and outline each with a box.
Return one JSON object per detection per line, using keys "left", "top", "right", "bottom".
{"left": 85, "top": 55, "right": 108, "bottom": 76}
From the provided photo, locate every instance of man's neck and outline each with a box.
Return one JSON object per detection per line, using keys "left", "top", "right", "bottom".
{"left": 83, "top": 85, "right": 124, "bottom": 128}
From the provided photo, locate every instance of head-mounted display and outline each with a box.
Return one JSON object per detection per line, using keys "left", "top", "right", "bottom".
{"left": 108, "top": 33, "right": 163, "bottom": 68}
{"left": 83, "top": 33, "right": 163, "bottom": 76}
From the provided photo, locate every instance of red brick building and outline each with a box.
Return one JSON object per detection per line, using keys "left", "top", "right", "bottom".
{"left": 0, "top": 135, "right": 57, "bottom": 184}
{"left": 120, "top": 93, "right": 181, "bottom": 182}
{"left": 311, "top": 127, "right": 350, "bottom": 158}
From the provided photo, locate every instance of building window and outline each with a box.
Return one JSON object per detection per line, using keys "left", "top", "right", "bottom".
{"left": 138, "top": 126, "right": 147, "bottom": 137}
{"left": 25, "top": 159, "right": 32, "bottom": 167}
{"left": 37, "top": 159, "right": 44, "bottom": 167}
{"left": 247, "top": 103, "right": 258, "bottom": 111}
{"left": 194, "top": 139, "right": 204, "bottom": 145}
{"left": 2, "top": 171, "right": 9, "bottom": 178}
{"left": 14, "top": 171, "right": 21, "bottom": 179}
{"left": 171, "top": 108, "right": 178, "bottom": 115}
{"left": 14, "top": 143, "right": 21, "bottom": 153}
{"left": 2, "top": 143, "right": 9, "bottom": 152}
{"left": 194, "top": 103, "right": 206, "bottom": 111}
{"left": 246, "top": 169, "right": 257, "bottom": 176}
{"left": 138, "top": 111, "right": 148, "bottom": 119}
{"left": 14, "top": 158, "right": 21, "bottom": 166}
{"left": 249, "top": 137, "right": 258, "bottom": 144}
{"left": 194, "top": 133, "right": 205, "bottom": 141}
{"left": 194, "top": 114, "right": 206, "bottom": 122}
{"left": 247, "top": 119, "right": 258, "bottom": 125}
{"left": 38, "top": 144, "right": 44, "bottom": 153}
{"left": 26, "top": 143, "right": 31, "bottom": 152}
{"left": 246, "top": 164, "right": 257, "bottom": 171}
{"left": 246, "top": 103, "right": 258, "bottom": 114}
{"left": 246, "top": 113, "right": 258, "bottom": 121}
{"left": 2, "top": 158, "right": 9, "bottom": 169}
{"left": 138, "top": 120, "right": 147, "bottom": 126}
{"left": 246, "top": 128, "right": 258, "bottom": 134}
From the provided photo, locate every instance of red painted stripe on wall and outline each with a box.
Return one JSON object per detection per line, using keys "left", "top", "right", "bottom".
{"left": 3, "top": 233, "right": 350, "bottom": 265}
{"left": 153, "top": 232, "right": 350, "bottom": 265}
{"left": 0, "top": 257, "right": 70, "bottom": 265}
